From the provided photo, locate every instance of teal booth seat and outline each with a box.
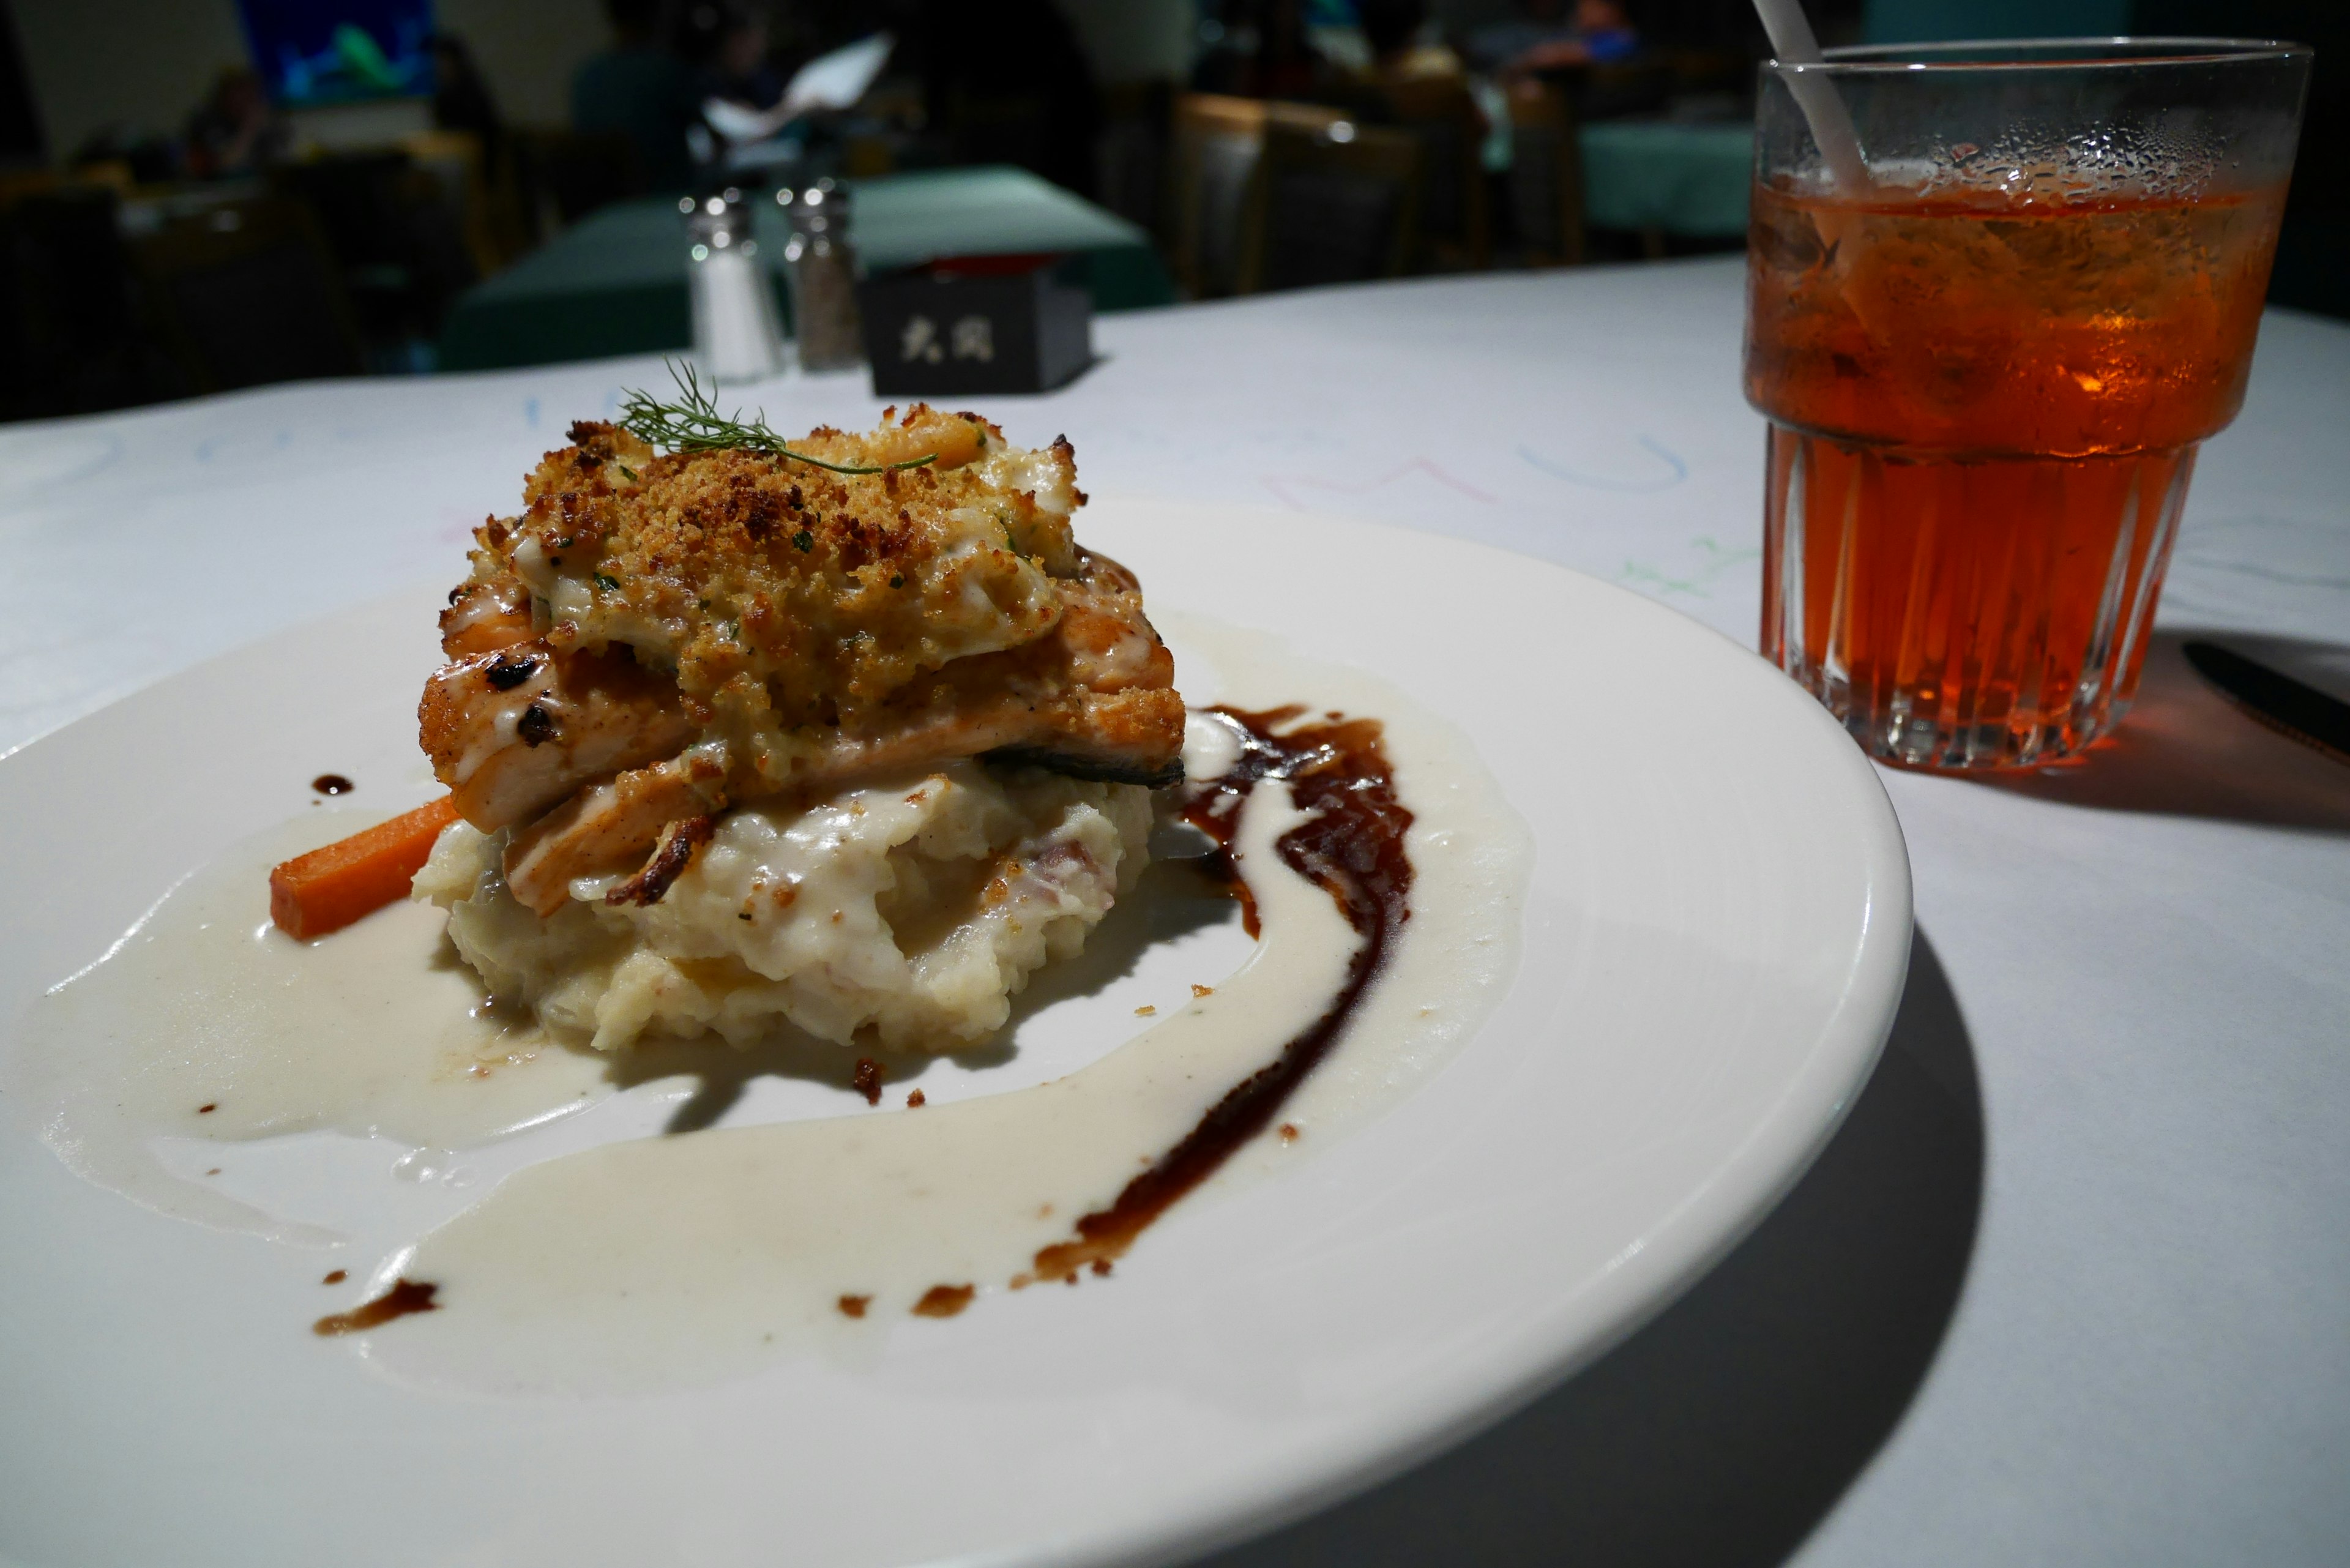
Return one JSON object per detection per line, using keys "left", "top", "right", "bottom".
{"left": 1578, "top": 121, "right": 1755, "bottom": 239}
{"left": 438, "top": 166, "right": 1174, "bottom": 373}
{"left": 1862, "top": 1, "right": 2133, "bottom": 42}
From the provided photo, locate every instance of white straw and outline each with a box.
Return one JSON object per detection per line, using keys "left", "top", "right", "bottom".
{"left": 1750, "top": 0, "right": 1873, "bottom": 193}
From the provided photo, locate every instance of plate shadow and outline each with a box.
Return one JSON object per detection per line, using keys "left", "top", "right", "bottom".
{"left": 1976, "top": 630, "right": 2350, "bottom": 833}
{"left": 1191, "top": 927, "right": 1985, "bottom": 1568}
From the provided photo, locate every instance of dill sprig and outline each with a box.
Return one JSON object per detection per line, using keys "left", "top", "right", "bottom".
{"left": 616, "top": 362, "right": 938, "bottom": 475}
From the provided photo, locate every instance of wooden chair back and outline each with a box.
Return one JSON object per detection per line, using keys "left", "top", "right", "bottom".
{"left": 1239, "top": 119, "right": 1422, "bottom": 294}
{"left": 1505, "top": 78, "right": 1587, "bottom": 267}
{"left": 1375, "top": 75, "right": 1490, "bottom": 271}
{"left": 1169, "top": 93, "right": 1345, "bottom": 298}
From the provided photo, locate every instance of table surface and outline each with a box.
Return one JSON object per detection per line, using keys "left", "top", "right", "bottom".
{"left": 5, "top": 258, "right": 2346, "bottom": 1567}
{"left": 438, "top": 166, "right": 1174, "bottom": 371}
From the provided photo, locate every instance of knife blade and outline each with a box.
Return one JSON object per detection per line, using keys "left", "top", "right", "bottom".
{"left": 2182, "top": 640, "right": 2350, "bottom": 767}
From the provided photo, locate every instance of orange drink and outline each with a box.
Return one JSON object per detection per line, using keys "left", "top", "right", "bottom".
{"left": 1745, "top": 40, "right": 2308, "bottom": 768}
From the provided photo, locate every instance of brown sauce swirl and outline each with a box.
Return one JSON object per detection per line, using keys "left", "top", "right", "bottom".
{"left": 1023, "top": 705, "right": 1412, "bottom": 1285}
{"left": 313, "top": 1277, "right": 439, "bottom": 1336}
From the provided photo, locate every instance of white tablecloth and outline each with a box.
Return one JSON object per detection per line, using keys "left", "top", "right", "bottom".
{"left": 4, "top": 258, "right": 2345, "bottom": 1566}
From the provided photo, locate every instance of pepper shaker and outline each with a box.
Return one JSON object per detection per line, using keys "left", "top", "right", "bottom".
{"left": 780, "top": 181, "right": 865, "bottom": 374}
{"left": 683, "top": 188, "right": 786, "bottom": 384}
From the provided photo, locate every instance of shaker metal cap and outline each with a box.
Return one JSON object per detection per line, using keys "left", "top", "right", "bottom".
{"left": 784, "top": 177, "right": 852, "bottom": 230}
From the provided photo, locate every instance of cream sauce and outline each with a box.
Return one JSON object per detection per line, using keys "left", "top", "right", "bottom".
{"left": 7, "top": 614, "right": 1531, "bottom": 1392}
{"left": 13, "top": 816, "right": 608, "bottom": 1242}
{"left": 365, "top": 778, "right": 1355, "bottom": 1392}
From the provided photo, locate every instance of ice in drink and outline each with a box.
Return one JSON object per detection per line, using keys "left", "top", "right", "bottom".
{"left": 1747, "top": 179, "right": 2286, "bottom": 767}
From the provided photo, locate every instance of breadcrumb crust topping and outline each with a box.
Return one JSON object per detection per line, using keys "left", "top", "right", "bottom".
{"left": 471, "top": 405, "right": 1083, "bottom": 746}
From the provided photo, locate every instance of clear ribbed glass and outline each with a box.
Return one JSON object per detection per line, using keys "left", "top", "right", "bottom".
{"left": 1746, "top": 39, "right": 2308, "bottom": 769}
{"left": 1762, "top": 429, "right": 2193, "bottom": 767}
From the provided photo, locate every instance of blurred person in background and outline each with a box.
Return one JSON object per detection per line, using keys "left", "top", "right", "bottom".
{"left": 1192, "top": 0, "right": 1343, "bottom": 99}
{"left": 572, "top": 0, "right": 702, "bottom": 190}
{"left": 184, "top": 67, "right": 289, "bottom": 179}
{"left": 688, "top": 3, "right": 787, "bottom": 113}
{"left": 431, "top": 32, "right": 505, "bottom": 162}
{"left": 1357, "top": 0, "right": 1467, "bottom": 80}
{"left": 898, "top": 0, "right": 1100, "bottom": 196}
{"left": 1464, "top": 0, "right": 1641, "bottom": 77}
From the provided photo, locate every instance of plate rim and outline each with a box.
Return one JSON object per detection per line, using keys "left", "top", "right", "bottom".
{"left": 0, "top": 497, "right": 1913, "bottom": 1568}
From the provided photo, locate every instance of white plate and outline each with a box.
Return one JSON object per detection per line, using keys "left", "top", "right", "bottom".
{"left": 0, "top": 499, "right": 1909, "bottom": 1568}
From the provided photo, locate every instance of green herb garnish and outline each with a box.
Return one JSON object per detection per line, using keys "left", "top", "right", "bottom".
{"left": 619, "top": 363, "right": 938, "bottom": 475}
{"left": 594, "top": 573, "right": 620, "bottom": 591}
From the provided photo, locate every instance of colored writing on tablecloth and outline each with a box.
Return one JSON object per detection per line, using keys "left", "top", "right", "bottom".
{"left": 1517, "top": 435, "right": 1687, "bottom": 493}
{"left": 1619, "top": 536, "right": 1757, "bottom": 600}
{"left": 1259, "top": 458, "right": 1499, "bottom": 512}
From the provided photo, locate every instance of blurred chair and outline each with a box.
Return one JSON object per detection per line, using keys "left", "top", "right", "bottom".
{"left": 517, "top": 128, "right": 646, "bottom": 233}
{"left": 0, "top": 166, "right": 57, "bottom": 207}
{"left": 1375, "top": 76, "right": 1491, "bottom": 272}
{"left": 1169, "top": 94, "right": 1344, "bottom": 298}
{"left": 0, "top": 185, "right": 184, "bottom": 418}
{"left": 1505, "top": 78, "right": 1587, "bottom": 267}
{"left": 401, "top": 128, "right": 523, "bottom": 277}
{"left": 1096, "top": 79, "right": 1175, "bottom": 244}
{"left": 842, "top": 134, "right": 898, "bottom": 178}
{"left": 130, "top": 196, "right": 365, "bottom": 392}
{"left": 273, "top": 152, "right": 477, "bottom": 365}
{"left": 1239, "top": 119, "right": 1422, "bottom": 294}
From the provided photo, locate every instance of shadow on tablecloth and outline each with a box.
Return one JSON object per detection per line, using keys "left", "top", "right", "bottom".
{"left": 1980, "top": 631, "right": 2350, "bottom": 834}
{"left": 1193, "top": 928, "right": 1983, "bottom": 1568}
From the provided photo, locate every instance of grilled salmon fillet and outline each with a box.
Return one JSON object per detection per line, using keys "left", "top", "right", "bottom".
{"left": 419, "top": 406, "right": 1184, "bottom": 913}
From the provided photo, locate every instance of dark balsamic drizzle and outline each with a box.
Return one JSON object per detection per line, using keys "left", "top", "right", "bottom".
{"left": 851, "top": 1056, "right": 884, "bottom": 1105}
{"left": 310, "top": 774, "right": 354, "bottom": 795}
{"left": 912, "top": 1283, "right": 975, "bottom": 1318}
{"left": 1024, "top": 705, "right": 1412, "bottom": 1285}
{"left": 312, "top": 1277, "right": 439, "bottom": 1336}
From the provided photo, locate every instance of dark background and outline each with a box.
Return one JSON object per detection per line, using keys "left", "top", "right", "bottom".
{"left": 0, "top": 0, "right": 2336, "bottom": 422}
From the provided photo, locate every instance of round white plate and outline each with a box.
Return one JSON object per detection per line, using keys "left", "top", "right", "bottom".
{"left": 0, "top": 499, "right": 1909, "bottom": 1568}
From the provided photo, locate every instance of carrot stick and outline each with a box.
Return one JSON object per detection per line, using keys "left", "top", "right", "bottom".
{"left": 269, "top": 795, "right": 460, "bottom": 939}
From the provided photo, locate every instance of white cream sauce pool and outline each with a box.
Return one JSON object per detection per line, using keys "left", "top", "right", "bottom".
{"left": 7, "top": 613, "right": 1532, "bottom": 1394}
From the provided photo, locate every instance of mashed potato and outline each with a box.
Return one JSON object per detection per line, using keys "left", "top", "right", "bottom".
{"left": 414, "top": 765, "right": 1151, "bottom": 1053}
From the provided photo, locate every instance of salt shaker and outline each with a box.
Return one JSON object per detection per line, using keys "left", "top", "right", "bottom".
{"left": 683, "top": 188, "right": 786, "bottom": 383}
{"left": 780, "top": 181, "right": 865, "bottom": 374}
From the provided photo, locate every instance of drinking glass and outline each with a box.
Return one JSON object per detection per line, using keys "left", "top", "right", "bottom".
{"left": 1747, "top": 40, "right": 2311, "bottom": 769}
